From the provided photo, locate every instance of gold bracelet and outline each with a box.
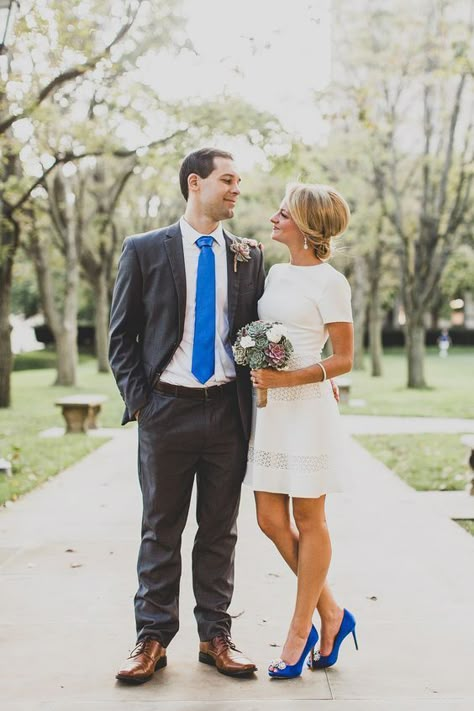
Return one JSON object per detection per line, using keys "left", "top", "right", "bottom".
{"left": 316, "top": 361, "right": 327, "bottom": 382}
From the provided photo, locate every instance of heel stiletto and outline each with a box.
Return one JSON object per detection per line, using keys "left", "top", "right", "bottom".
{"left": 268, "top": 625, "right": 319, "bottom": 679}
{"left": 308, "top": 609, "right": 358, "bottom": 670}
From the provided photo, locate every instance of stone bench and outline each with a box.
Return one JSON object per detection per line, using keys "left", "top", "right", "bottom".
{"left": 335, "top": 376, "right": 351, "bottom": 405}
{"left": 461, "top": 434, "right": 474, "bottom": 496}
{"left": 55, "top": 395, "right": 107, "bottom": 434}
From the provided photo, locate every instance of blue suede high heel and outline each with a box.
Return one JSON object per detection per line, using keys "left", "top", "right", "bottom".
{"left": 268, "top": 625, "right": 319, "bottom": 679}
{"left": 309, "top": 609, "right": 358, "bottom": 669}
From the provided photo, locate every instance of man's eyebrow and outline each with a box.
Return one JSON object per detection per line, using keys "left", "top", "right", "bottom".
{"left": 220, "top": 173, "right": 242, "bottom": 182}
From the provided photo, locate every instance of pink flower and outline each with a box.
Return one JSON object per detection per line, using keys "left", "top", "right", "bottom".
{"left": 265, "top": 342, "right": 287, "bottom": 367}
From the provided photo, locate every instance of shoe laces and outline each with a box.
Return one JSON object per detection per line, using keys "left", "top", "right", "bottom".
{"left": 130, "top": 638, "right": 155, "bottom": 659}
{"left": 217, "top": 633, "right": 240, "bottom": 653}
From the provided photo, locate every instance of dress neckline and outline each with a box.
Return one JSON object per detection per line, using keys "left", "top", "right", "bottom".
{"left": 285, "top": 262, "right": 330, "bottom": 269}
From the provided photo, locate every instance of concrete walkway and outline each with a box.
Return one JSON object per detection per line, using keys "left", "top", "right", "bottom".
{"left": 1, "top": 421, "right": 474, "bottom": 710}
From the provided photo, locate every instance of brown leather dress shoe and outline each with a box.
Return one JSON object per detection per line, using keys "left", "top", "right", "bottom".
{"left": 116, "top": 638, "right": 167, "bottom": 684}
{"left": 199, "top": 635, "right": 257, "bottom": 677}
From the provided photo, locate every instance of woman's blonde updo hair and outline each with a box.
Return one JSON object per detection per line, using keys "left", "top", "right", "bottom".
{"left": 285, "top": 182, "right": 350, "bottom": 261}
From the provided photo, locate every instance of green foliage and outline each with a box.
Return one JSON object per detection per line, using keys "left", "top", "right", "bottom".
{"left": 355, "top": 433, "right": 470, "bottom": 492}
{"left": 440, "top": 245, "right": 474, "bottom": 299}
{"left": 12, "top": 350, "right": 57, "bottom": 371}
{"left": 11, "top": 257, "right": 40, "bottom": 317}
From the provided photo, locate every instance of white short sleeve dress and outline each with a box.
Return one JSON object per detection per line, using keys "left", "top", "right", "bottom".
{"left": 243, "top": 262, "right": 353, "bottom": 498}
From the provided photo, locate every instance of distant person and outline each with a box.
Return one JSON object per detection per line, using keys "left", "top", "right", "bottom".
{"left": 244, "top": 183, "right": 358, "bottom": 678}
{"left": 437, "top": 329, "right": 451, "bottom": 358}
{"left": 109, "top": 148, "right": 263, "bottom": 684}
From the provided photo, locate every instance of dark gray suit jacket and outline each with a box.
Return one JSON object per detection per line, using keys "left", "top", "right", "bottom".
{"left": 108, "top": 221, "right": 265, "bottom": 440}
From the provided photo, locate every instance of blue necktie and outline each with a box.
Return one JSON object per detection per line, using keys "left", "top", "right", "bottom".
{"left": 192, "top": 236, "right": 216, "bottom": 384}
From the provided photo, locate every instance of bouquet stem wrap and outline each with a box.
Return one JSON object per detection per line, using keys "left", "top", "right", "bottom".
{"left": 232, "top": 320, "right": 293, "bottom": 409}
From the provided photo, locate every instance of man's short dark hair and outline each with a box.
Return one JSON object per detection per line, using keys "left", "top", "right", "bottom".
{"left": 179, "top": 148, "right": 234, "bottom": 201}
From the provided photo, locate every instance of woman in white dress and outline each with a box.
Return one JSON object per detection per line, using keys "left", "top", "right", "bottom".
{"left": 243, "top": 182, "right": 357, "bottom": 679}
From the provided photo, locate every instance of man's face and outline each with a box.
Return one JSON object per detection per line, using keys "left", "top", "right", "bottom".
{"left": 195, "top": 158, "right": 241, "bottom": 221}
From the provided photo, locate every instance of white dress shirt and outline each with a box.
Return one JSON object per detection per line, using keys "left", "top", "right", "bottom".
{"left": 160, "top": 217, "right": 236, "bottom": 386}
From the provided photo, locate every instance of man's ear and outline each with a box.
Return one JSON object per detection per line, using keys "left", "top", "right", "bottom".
{"left": 188, "top": 173, "right": 200, "bottom": 193}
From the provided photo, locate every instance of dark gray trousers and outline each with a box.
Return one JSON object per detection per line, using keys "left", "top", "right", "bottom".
{"left": 135, "top": 384, "right": 247, "bottom": 648}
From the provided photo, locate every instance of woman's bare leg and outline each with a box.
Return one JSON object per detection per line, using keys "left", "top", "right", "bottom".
{"left": 255, "top": 491, "right": 343, "bottom": 658}
{"left": 277, "top": 496, "right": 331, "bottom": 664}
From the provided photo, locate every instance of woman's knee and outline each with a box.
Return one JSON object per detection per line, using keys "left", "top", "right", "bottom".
{"left": 293, "top": 500, "right": 328, "bottom": 536}
{"left": 255, "top": 493, "right": 290, "bottom": 540}
{"left": 256, "top": 510, "right": 283, "bottom": 539}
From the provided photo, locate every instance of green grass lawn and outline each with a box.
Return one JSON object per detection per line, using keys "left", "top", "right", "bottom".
{"left": 455, "top": 520, "right": 474, "bottom": 535}
{"left": 356, "top": 433, "right": 471, "bottom": 491}
{"left": 0, "top": 358, "right": 129, "bottom": 506}
{"left": 339, "top": 347, "right": 474, "bottom": 419}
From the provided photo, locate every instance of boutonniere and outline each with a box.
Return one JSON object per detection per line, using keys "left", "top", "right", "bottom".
{"left": 229, "top": 237, "right": 259, "bottom": 272}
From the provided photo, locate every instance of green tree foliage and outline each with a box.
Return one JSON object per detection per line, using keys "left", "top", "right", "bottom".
{"left": 327, "top": 0, "right": 474, "bottom": 387}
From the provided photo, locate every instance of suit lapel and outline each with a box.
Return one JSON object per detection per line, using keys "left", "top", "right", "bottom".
{"left": 164, "top": 222, "right": 186, "bottom": 338}
{"left": 224, "top": 231, "right": 240, "bottom": 335}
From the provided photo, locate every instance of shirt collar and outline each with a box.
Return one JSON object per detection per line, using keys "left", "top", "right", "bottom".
{"left": 180, "top": 216, "right": 225, "bottom": 248}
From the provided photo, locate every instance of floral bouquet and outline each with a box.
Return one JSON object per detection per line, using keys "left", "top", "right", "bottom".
{"left": 232, "top": 320, "right": 294, "bottom": 407}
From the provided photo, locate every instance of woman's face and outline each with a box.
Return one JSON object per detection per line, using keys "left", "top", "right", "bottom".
{"left": 270, "top": 201, "right": 301, "bottom": 246}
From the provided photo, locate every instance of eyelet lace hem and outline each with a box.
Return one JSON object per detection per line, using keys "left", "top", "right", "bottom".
{"left": 248, "top": 446, "right": 329, "bottom": 474}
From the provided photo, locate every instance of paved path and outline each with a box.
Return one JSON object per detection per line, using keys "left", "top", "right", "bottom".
{"left": 343, "top": 414, "right": 474, "bottom": 519}
{"left": 1, "top": 423, "right": 474, "bottom": 710}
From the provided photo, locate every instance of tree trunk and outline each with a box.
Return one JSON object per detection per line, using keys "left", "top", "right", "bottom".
{"left": 95, "top": 270, "right": 110, "bottom": 373}
{"left": 405, "top": 316, "right": 427, "bottom": 388}
{"left": 351, "top": 256, "right": 369, "bottom": 370}
{"left": 0, "top": 263, "right": 13, "bottom": 407}
{"left": 0, "top": 142, "right": 20, "bottom": 408}
{"left": 54, "top": 328, "right": 78, "bottom": 386}
{"left": 30, "top": 208, "right": 79, "bottom": 387}
{"left": 367, "top": 241, "right": 384, "bottom": 377}
{"left": 369, "top": 296, "right": 384, "bottom": 377}
{"left": 53, "top": 218, "right": 79, "bottom": 386}
{"left": 464, "top": 291, "right": 474, "bottom": 329}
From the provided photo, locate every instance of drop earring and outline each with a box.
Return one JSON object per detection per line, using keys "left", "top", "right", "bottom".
{"left": 303, "top": 235, "right": 308, "bottom": 250}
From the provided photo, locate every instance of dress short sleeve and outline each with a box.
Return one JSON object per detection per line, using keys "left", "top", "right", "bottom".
{"left": 318, "top": 270, "right": 353, "bottom": 324}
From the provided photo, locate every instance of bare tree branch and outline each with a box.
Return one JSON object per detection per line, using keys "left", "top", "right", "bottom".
{"left": 8, "top": 128, "right": 186, "bottom": 214}
{"left": 0, "top": 1, "right": 143, "bottom": 135}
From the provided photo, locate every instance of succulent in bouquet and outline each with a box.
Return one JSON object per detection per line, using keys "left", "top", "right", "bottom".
{"left": 232, "top": 321, "right": 293, "bottom": 407}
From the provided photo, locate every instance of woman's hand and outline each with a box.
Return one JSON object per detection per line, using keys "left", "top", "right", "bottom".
{"left": 250, "top": 368, "right": 291, "bottom": 389}
{"left": 250, "top": 370, "right": 340, "bottom": 401}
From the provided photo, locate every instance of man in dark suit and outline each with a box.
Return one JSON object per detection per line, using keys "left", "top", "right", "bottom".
{"left": 109, "top": 148, "right": 264, "bottom": 684}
